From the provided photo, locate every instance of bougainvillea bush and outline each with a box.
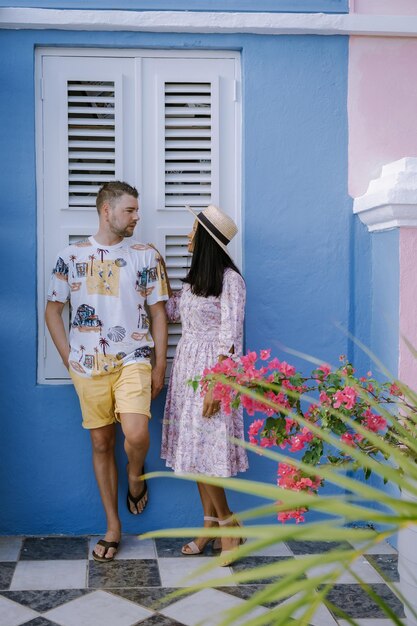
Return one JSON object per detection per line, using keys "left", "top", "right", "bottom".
{"left": 193, "top": 350, "right": 410, "bottom": 523}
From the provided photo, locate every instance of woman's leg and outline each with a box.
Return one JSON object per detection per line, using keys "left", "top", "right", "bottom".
{"left": 182, "top": 482, "right": 219, "bottom": 554}
{"left": 197, "top": 482, "right": 218, "bottom": 518}
{"left": 199, "top": 483, "right": 242, "bottom": 553}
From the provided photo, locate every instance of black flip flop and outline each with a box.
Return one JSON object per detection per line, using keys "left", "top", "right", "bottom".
{"left": 127, "top": 476, "right": 148, "bottom": 515}
{"left": 92, "top": 539, "right": 120, "bottom": 563}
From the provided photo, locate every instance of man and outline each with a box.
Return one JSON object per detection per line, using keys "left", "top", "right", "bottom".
{"left": 45, "top": 181, "right": 168, "bottom": 561}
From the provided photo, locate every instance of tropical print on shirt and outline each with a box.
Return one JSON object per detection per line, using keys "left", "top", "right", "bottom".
{"left": 48, "top": 236, "right": 169, "bottom": 378}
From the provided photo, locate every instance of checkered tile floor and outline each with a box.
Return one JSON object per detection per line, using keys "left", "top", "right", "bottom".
{"left": 0, "top": 535, "right": 403, "bottom": 626}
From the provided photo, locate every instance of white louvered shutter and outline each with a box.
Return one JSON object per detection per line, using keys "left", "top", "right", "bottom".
{"left": 67, "top": 80, "right": 118, "bottom": 207}
{"left": 163, "top": 82, "right": 214, "bottom": 210}
{"left": 39, "top": 56, "right": 136, "bottom": 380}
{"left": 38, "top": 51, "right": 240, "bottom": 383}
{"left": 164, "top": 232, "right": 191, "bottom": 363}
{"left": 140, "top": 57, "right": 240, "bottom": 374}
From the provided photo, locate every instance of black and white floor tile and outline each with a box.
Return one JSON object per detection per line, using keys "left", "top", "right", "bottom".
{"left": 0, "top": 535, "right": 403, "bottom": 626}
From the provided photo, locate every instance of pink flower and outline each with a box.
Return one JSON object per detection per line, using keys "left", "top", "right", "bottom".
{"left": 317, "top": 364, "right": 331, "bottom": 378}
{"left": 390, "top": 383, "right": 401, "bottom": 396}
{"left": 220, "top": 357, "right": 238, "bottom": 374}
{"left": 277, "top": 463, "right": 321, "bottom": 494}
{"left": 278, "top": 361, "right": 296, "bottom": 377}
{"left": 319, "top": 391, "right": 331, "bottom": 406}
{"left": 367, "top": 371, "right": 372, "bottom": 377}
{"left": 268, "top": 357, "right": 281, "bottom": 370}
{"left": 260, "top": 437, "right": 276, "bottom": 447}
{"left": 285, "top": 418, "right": 297, "bottom": 433}
{"left": 333, "top": 390, "right": 344, "bottom": 409}
{"left": 277, "top": 463, "right": 295, "bottom": 476}
{"left": 309, "top": 475, "right": 323, "bottom": 490}
{"left": 278, "top": 508, "right": 307, "bottom": 524}
{"left": 288, "top": 428, "right": 313, "bottom": 453}
{"left": 333, "top": 386, "right": 357, "bottom": 410}
{"left": 265, "top": 391, "right": 290, "bottom": 412}
{"left": 288, "top": 435, "right": 305, "bottom": 452}
{"left": 305, "top": 404, "right": 318, "bottom": 420}
{"left": 248, "top": 418, "right": 264, "bottom": 437}
{"left": 341, "top": 432, "right": 355, "bottom": 447}
{"left": 212, "top": 383, "right": 233, "bottom": 407}
{"left": 241, "top": 394, "right": 256, "bottom": 415}
{"left": 260, "top": 349, "right": 271, "bottom": 361}
{"left": 297, "top": 477, "right": 316, "bottom": 489}
{"left": 364, "top": 413, "right": 387, "bottom": 432}
{"left": 241, "top": 351, "right": 257, "bottom": 368}
{"left": 343, "top": 386, "right": 357, "bottom": 409}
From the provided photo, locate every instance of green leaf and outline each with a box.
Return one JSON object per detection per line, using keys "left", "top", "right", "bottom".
{"left": 231, "top": 396, "right": 241, "bottom": 409}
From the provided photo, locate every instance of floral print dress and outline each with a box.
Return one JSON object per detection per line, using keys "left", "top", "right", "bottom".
{"left": 161, "top": 269, "right": 249, "bottom": 477}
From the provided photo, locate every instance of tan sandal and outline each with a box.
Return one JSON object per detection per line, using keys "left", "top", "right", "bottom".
{"left": 181, "top": 516, "right": 222, "bottom": 555}
{"left": 218, "top": 513, "right": 246, "bottom": 566}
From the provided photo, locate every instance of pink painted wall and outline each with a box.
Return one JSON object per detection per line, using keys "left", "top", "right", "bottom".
{"left": 349, "top": 26, "right": 417, "bottom": 389}
{"left": 399, "top": 229, "right": 417, "bottom": 389}
{"left": 351, "top": 0, "right": 417, "bottom": 14}
{"left": 348, "top": 36, "right": 417, "bottom": 197}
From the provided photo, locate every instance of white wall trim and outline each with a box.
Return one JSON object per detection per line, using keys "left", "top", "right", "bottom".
{"left": 3, "top": 7, "right": 417, "bottom": 37}
{"left": 35, "top": 47, "right": 241, "bottom": 58}
{"left": 353, "top": 158, "right": 417, "bottom": 232}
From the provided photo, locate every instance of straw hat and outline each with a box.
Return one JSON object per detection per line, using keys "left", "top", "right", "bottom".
{"left": 186, "top": 205, "right": 238, "bottom": 255}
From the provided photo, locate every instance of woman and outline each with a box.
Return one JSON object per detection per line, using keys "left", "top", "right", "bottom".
{"left": 161, "top": 204, "right": 248, "bottom": 564}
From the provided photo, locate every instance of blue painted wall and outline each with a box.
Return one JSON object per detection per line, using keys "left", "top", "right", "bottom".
{"left": 244, "top": 35, "right": 352, "bottom": 371}
{"left": 370, "top": 230, "right": 399, "bottom": 378}
{"left": 0, "top": 28, "right": 354, "bottom": 534}
{"left": 364, "top": 229, "right": 400, "bottom": 543}
{"left": 0, "top": 0, "right": 349, "bottom": 13}
{"left": 349, "top": 218, "right": 372, "bottom": 374}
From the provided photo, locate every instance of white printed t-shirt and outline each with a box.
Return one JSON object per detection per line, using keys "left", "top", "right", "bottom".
{"left": 47, "top": 236, "right": 169, "bottom": 378}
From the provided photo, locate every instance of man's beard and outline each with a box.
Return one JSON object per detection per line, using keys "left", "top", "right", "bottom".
{"left": 110, "top": 224, "right": 135, "bottom": 238}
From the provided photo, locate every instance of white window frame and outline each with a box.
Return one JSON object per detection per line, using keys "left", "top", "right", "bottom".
{"left": 36, "top": 47, "right": 242, "bottom": 384}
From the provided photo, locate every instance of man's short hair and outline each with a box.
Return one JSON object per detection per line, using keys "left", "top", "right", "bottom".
{"left": 96, "top": 181, "right": 139, "bottom": 213}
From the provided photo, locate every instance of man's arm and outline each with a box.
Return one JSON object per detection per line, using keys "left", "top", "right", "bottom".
{"left": 45, "top": 300, "right": 70, "bottom": 370}
{"left": 148, "top": 300, "right": 168, "bottom": 399}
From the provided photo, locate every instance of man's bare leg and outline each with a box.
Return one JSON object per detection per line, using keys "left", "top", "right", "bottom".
{"left": 120, "top": 413, "right": 150, "bottom": 514}
{"left": 90, "top": 424, "right": 121, "bottom": 559}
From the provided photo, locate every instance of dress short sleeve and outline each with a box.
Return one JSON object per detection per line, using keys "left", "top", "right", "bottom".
{"left": 166, "top": 290, "right": 182, "bottom": 323}
{"left": 218, "top": 269, "right": 246, "bottom": 357}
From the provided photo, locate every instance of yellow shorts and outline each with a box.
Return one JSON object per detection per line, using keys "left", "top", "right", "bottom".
{"left": 70, "top": 363, "right": 152, "bottom": 429}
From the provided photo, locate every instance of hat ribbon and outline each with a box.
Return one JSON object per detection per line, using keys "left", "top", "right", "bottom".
{"left": 197, "top": 212, "right": 230, "bottom": 246}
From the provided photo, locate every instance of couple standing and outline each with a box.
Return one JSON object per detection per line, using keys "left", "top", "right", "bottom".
{"left": 45, "top": 181, "right": 248, "bottom": 565}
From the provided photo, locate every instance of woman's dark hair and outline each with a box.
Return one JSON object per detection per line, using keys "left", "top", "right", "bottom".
{"left": 183, "top": 223, "right": 241, "bottom": 297}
